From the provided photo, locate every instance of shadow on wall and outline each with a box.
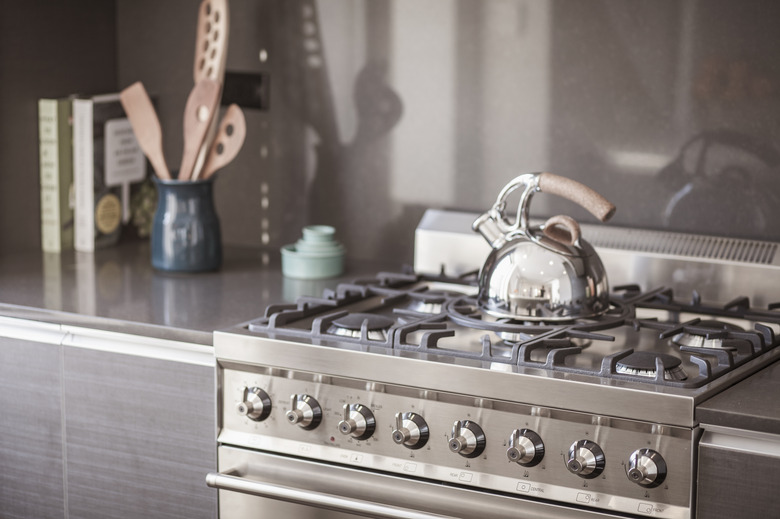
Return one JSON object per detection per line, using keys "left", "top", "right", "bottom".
{"left": 278, "top": 0, "right": 411, "bottom": 262}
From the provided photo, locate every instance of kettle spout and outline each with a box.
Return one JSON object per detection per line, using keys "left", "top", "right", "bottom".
{"left": 472, "top": 213, "right": 507, "bottom": 250}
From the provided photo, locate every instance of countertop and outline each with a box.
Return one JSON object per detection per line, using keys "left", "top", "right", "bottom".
{"left": 2, "top": 241, "right": 778, "bottom": 435}
{"left": 696, "top": 359, "right": 780, "bottom": 435}
{"left": 0, "top": 241, "right": 400, "bottom": 345}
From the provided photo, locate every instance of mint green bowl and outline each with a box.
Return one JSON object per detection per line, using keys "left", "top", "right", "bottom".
{"left": 281, "top": 225, "right": 345, "bottom": 279}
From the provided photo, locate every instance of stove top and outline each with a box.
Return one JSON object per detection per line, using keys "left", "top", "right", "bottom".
{"left": 244, "top": 272, "right": 780, "bottom": 390}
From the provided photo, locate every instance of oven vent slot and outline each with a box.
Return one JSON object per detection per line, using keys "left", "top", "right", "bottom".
{"left": 586, "top": 228, "right": 778, "bottom": 265}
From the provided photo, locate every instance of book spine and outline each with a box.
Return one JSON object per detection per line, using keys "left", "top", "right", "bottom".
{"left": 38, "top": 99, "right": 61, "bottom": 252}
{"left": 73, "top": 98, "right": 95, "bottom": 252}
{"left": 57, "top": 100, "right": 74, "bottom": 250}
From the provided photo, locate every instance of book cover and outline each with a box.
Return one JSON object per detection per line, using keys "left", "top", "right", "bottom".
{"left": 38, "top": 97, "right": 75, "bottom": 252}
{"left": 73, "top": 94, "right": 146, "bottom": 252}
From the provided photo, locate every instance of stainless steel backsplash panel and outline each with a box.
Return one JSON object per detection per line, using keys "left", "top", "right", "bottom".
{"left": 415, "top": 209, "right": 780, "bottom": 307}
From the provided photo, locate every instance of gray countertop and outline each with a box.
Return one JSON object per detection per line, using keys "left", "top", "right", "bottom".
{"left": 3, "top": 241, "right": 778, "bottom": 434}
{"left": 696, "top": 360, "right": 780, "bottom": 435}
{"left": 0, "top": 241, "right": 400, "bottom": 345}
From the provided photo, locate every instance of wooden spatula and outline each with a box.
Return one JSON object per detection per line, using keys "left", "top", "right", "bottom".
{"left": 201, "top": 104, "right": 246, "bottom": 180}
{"left": 178, "top": 78, "right": 221, "bottom": 181}
{"left": 119, "top": 81, "right": 171, "bottom": 180}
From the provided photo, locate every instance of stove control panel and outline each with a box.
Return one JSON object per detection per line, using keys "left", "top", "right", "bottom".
{"left": 220, "top": 368, "right": 694, "bottom": 519}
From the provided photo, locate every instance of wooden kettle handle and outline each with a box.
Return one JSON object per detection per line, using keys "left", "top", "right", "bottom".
{"left": 538, "top": 172, "right": 616, "bottom": 222}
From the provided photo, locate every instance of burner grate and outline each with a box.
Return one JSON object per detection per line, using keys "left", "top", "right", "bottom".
{"left": 246, "top": 273, "right": 780, "bottom": 388}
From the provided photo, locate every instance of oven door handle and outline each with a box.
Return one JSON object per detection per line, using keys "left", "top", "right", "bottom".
{"left": 206, "top": 470, "right": 454, "bottom": 519}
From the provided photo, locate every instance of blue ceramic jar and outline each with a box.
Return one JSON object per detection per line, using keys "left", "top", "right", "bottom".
{"left": 151, "top": 177, "right": 222, "bottom": 272}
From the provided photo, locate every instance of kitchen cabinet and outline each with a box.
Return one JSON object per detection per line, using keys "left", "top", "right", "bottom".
{"left": 0, "top": 316, "right": 217, "bottom": 519}
{"left": 696, "top": 360, "right": 780, "bottom": 519}
{"left": 0, "top": 319, "right": 66, "bottom": 519}
{"left": 697, "top": 430, "right": 780, "bottom": 519}
{"left": 61, "top": 342, "right": 216, "bottom": 519}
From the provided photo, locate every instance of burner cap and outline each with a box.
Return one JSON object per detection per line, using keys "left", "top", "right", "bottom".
{"left": 616, "top": 352, "right": 687, "bottom": 381}
{"left": 672, "top": 320, "right": 744, "bottom": 350}
{"left": 327, "top": 313, "right": 395, "bottom": 341}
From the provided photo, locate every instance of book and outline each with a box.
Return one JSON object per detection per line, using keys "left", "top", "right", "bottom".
{"left": 73, "top": 93, "right": 146, "bottom": 252}
{"left": 38, "top": 97, "right": 75, "bottom": 252}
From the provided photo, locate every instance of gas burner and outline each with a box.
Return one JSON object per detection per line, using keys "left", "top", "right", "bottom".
{"left": 327, "top": 313, "right": 395, "bottom": 341}
{"left": 671, "top": 320, "right": 744, "bottom": 350}
{"left": 616, "top": 352, "right": 688, "bottom": 381}
{"left": 406, "top": 300, "right": 444, "bottom": 314}
{"left": 497, "top": 331, "right": 536, "bottom": 344}
{"left": 405, "top": 289, "right": 476, "bottom": 315}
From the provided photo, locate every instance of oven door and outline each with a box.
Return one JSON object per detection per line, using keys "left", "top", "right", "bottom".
{"left": 208, "top": 446, "right": 625, "bottom": 519}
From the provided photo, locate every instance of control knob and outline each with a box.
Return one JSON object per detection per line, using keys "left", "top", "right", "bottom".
{"left": 236, "top": 387, "right": 272, "bottom": 422}
{"left": 391, "top": 412, "right": 429, "bottom": 449}
{"left": 565, "top": 440, "right": 605, "bottom": 479}
{"left": 338, "top": 403, "right": 376, "bottom": 441}
{"left": 627, "top": 449, "right": 667, "bottom": 488}
{"left": 285, "top": 394, "right": 322, "bottom": 430}
{"left": 506, "top": 429, "right": 544, "bottom": 467}
{"left": 448, "top": 420, "right": 486, "bottom": 458}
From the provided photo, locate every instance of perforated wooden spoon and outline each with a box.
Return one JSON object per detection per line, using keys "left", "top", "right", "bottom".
{"left": 194, "top": 0, "right": 229, "bottom": 85}
{"left": 119, "top": 82, "right": 171, "bottom": 180}
{"left": 191, "top": 0, "right": 229, "bottom": 179}
{"left": 201, "top": 104, "right": 246, "bottom": 179}
{"left": 178, "top": 78, "right": 221, "bottom": 181}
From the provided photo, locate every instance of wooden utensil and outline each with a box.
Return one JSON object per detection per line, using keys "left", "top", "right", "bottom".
{"left": 119, "top": 81, "right": 171, "bottom": 180}
{"left": 178, "top": 78, "right": 221, "bottom": 181}
{"left": 201, "top": 104, "right": 246, "bottom": 180}
{"left": 193, "top": 0, "right": 229, "bottom": 85}
{"left": 192, "top": 0, "right": 229, "bottom": 179}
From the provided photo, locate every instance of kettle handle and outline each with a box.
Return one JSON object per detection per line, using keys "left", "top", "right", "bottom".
{"left": 538, "top": 173, "right": 616, "bottom": 222}
{"left": 473, "top": 172, "right": 615, "bottom": 248}
{"left": 542, "top": 214, "right": 581, "bottom": 246}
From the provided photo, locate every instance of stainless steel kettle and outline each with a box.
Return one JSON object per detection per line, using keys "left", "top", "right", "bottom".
{"left": 472, "top": 172, "right": 616, "bottom": 321}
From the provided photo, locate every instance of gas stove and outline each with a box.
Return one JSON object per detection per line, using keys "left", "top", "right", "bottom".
{"left": 208, "top": 213, "right": 780, "bottom": 519}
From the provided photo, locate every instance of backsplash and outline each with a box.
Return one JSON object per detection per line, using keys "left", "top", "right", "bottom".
{"left": 5, "top": 0, "right": 780, "bottom": 263}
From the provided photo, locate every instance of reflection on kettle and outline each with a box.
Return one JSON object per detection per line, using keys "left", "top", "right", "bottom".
{"left": 658, "top": 129, "right": 780, "bottom": 237}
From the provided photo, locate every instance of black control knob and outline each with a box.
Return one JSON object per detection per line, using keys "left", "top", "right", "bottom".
{"left": 236, "top": 387, "right": 272, "bottom": 422}
{"left": 338, "top": 403, "right": 376, "bottom": 441}
{"left": 627, "top": 449, "right": 667, "bottom": 488}
{"left": 285, "top": 394, "right": 322, "bottom": 430}
{"left": 391, "top": 412, "right": 429, "bottom": 450}
{"left": 506, "top": 429, "right": 544, "bottom": 467}
{"left": 448, "top": 420, "right": 486, "bottom": 458}
{"left": 566, "top": 440, "right": 605, "bottom": 479}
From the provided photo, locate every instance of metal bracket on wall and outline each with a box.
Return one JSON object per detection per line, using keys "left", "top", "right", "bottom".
{"left": 222, "top": 71, "right": 270, "bottom": 110}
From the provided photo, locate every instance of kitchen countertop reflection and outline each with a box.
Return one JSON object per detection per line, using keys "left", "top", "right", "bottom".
{"left": 0, "top": 241, "right": 400, "bottom": 345}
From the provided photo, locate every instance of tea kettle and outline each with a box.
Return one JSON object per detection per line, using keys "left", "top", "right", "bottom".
{"left": 472, "top": 172, "right": 616, "bottom": 321}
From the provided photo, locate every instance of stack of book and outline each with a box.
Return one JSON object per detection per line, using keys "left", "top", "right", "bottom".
{"left": 38, "top": 93, "right": 147, "bottom": 253}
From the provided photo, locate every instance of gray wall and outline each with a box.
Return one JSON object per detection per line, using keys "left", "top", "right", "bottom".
{"left": 0, "top": 0, "right": 117, "bottom": 252}
{"left": 3, "top": 0, "right": 780, "bottom": 264}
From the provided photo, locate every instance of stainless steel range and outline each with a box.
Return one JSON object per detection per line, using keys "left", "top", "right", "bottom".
{"left": 207, "top": 243, "right": 780, "bottom": 517}
{"left": 207, "top": 177, "right": 780, "bottom": 519}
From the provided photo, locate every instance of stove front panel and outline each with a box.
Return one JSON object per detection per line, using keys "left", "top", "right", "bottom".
{"left": 217, "top": 364, "right": 694, "bottom": 518}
